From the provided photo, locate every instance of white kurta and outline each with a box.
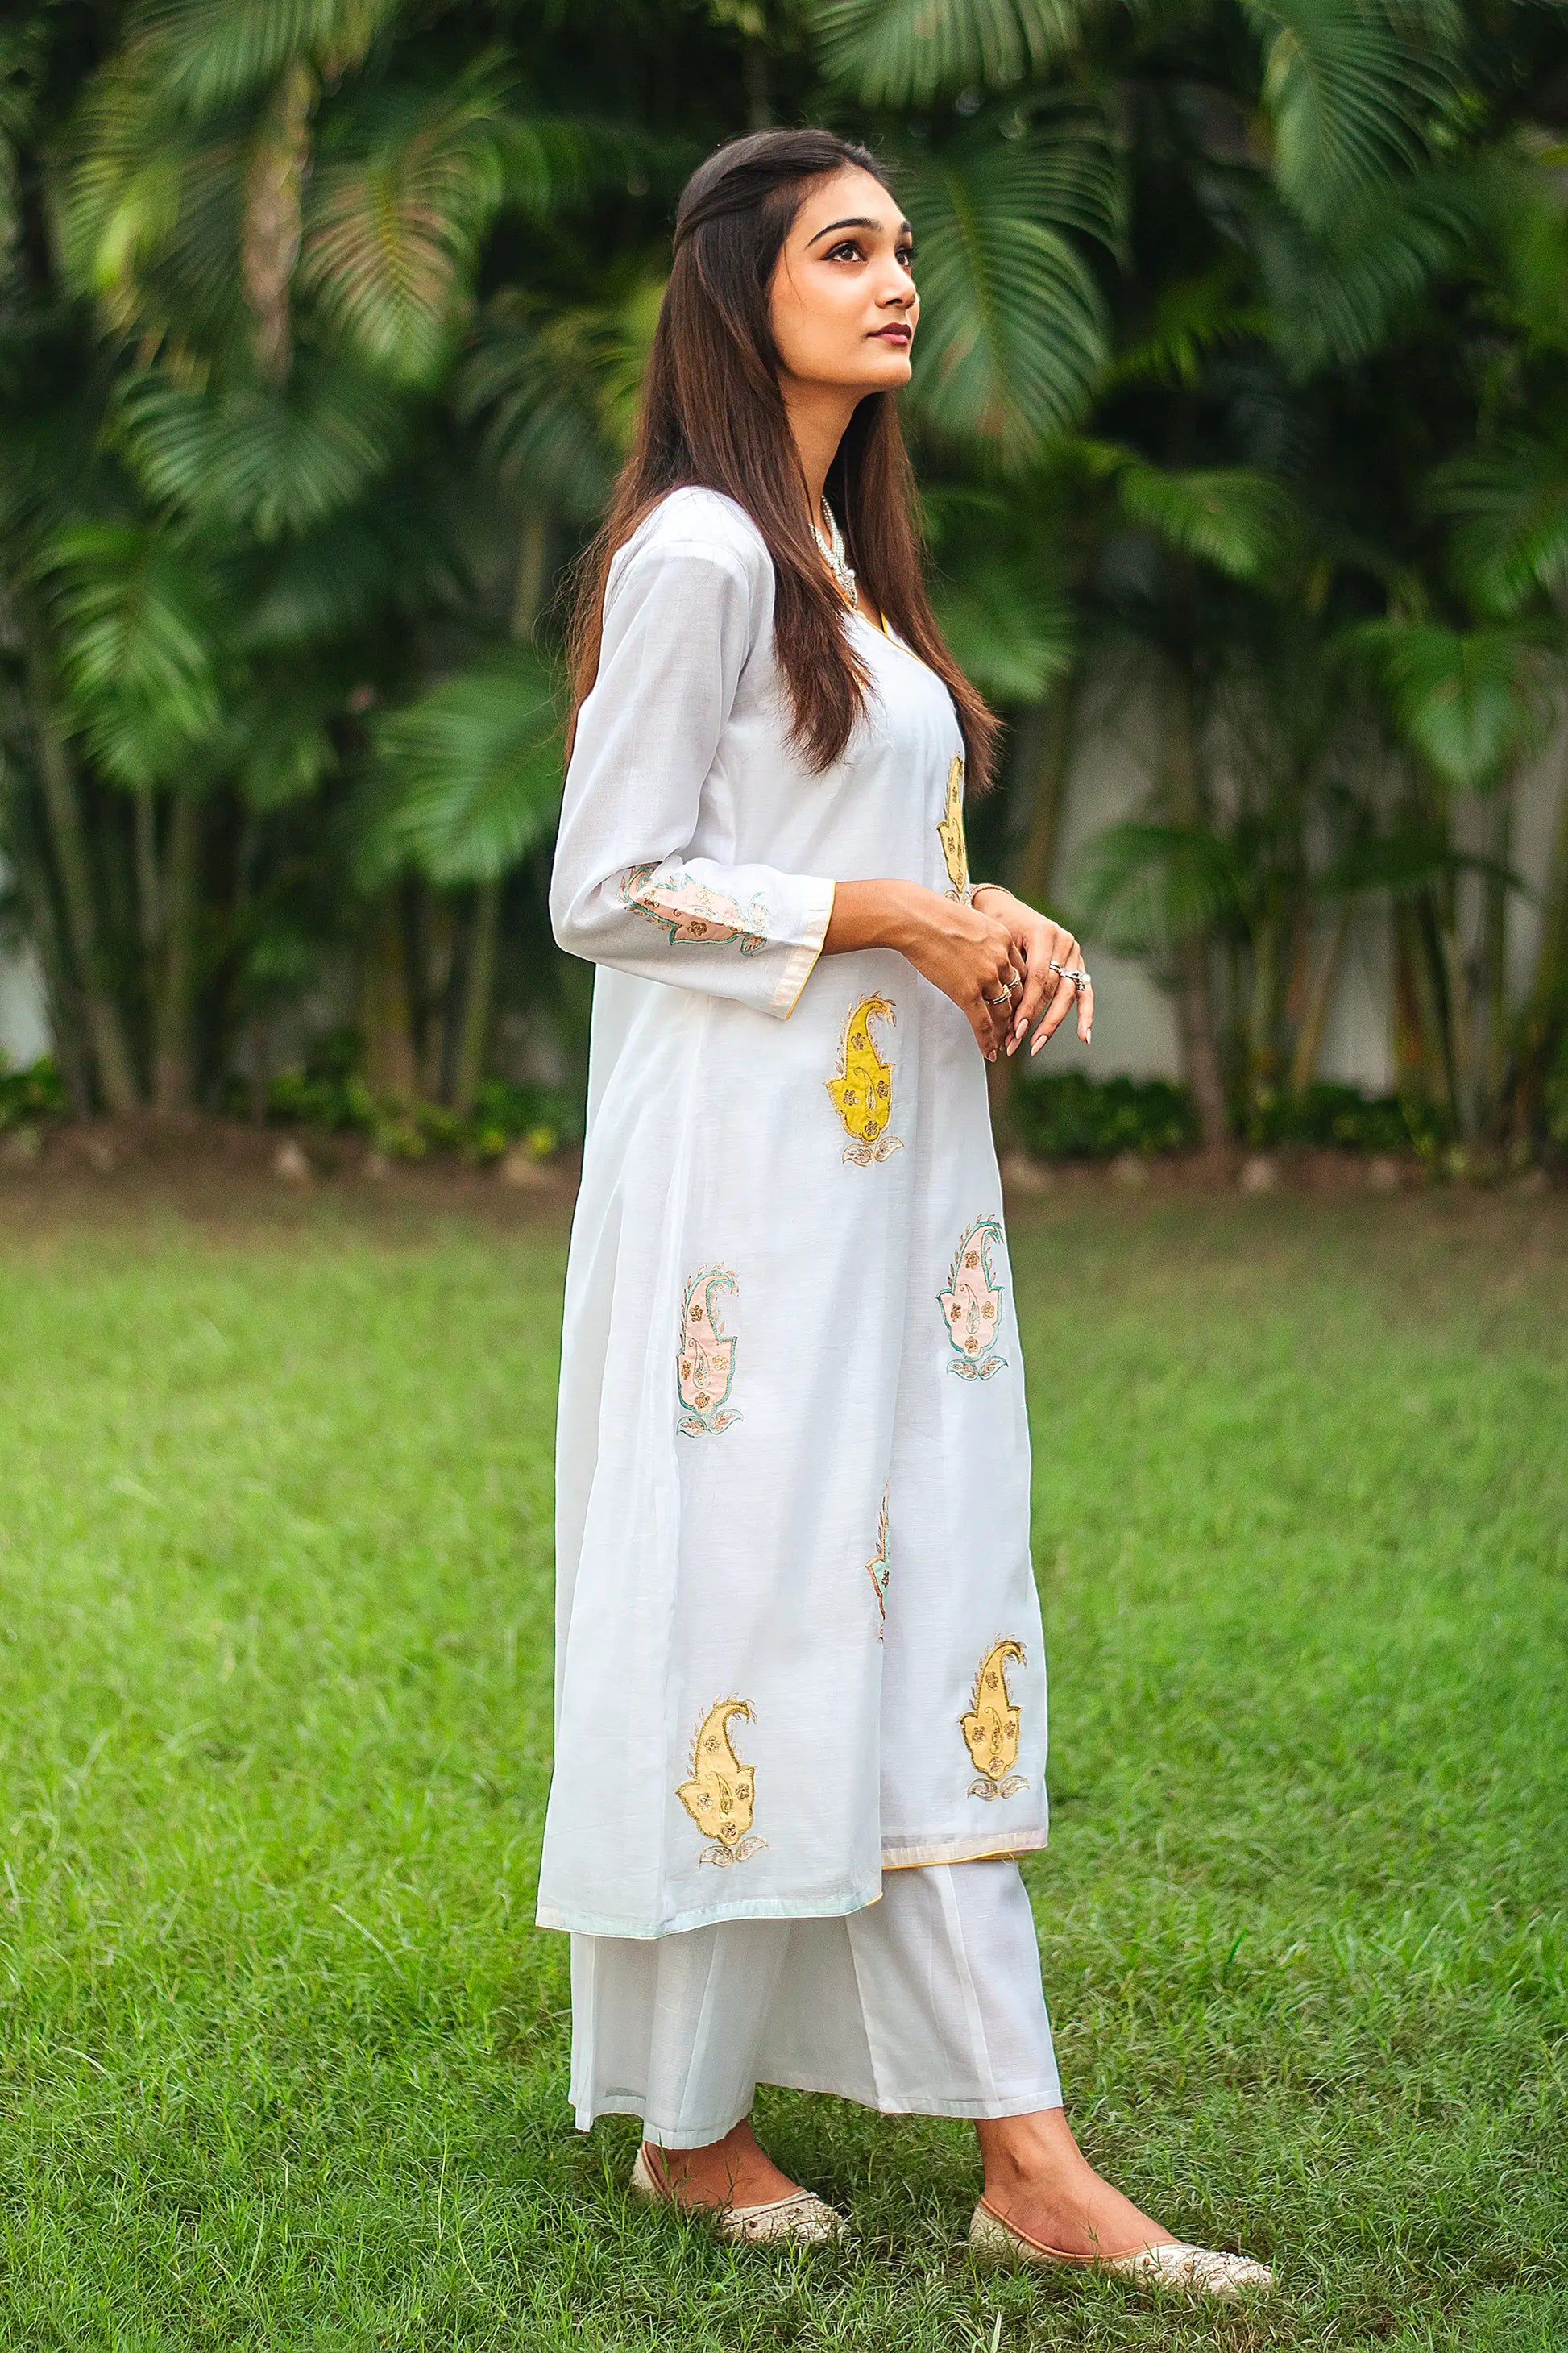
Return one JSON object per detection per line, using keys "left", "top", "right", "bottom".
{"left": 537, "top": 487, "right": 1047, "bottom": 1940}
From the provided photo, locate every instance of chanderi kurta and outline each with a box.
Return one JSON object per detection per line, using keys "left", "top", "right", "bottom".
{"left": 537, "top": 487, "right": 1047, "bottom": 1940}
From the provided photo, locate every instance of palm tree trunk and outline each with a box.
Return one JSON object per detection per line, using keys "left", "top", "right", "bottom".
{"left": 1160, "top": 663, "right": 1229, "bottom": 1150}
{"left": 453, "top": 878, "right": 501, "bottom": 1117}
{"left": 1511, "top": 745, "right": 1568, "bottom": 1139}
{"left": 152, "top": 791, "right": 201, "bottom": 1114}
{"left": 23, "top": 626, "right": 139, "bottom": 1111}
{"left": 1289, "top": 907, "right": 1350, "bottom": 1095}
{"left": 243, "top": 60, "right": 317, "bottom": 385}
{"left": 1483, "top": 783, "right": 1513, "bottom": 1137}
{"left": 362, "top": 893, "right": 418, "bottom": 1098}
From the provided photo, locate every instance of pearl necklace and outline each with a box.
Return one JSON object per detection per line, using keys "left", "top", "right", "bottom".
{"left": 814, "top": 499, "right": 858, "bottom": 610}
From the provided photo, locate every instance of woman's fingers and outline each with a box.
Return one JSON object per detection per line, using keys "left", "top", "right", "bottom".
{"left": 1006, "top": 929, "right": 1054, "bottom": 1053}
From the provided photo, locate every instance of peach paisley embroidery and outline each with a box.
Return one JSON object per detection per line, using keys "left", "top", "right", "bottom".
{"left": 678, "top": 1697, "right": 765, "bottom": 1865}
{"left": 620, "top": 861, "right": 769, "bottom": 953}
{"left": 677, "top": 1266, "right": 741, "bottom": 1435}
{"left": 938, "top": 1215, "right": 1007, "bottom": 1379}
{"left": 827, "top": 994, "right": 902, "bottom": 1164}
{"left": 961, "top": 1640, "right": 1027, "bottom": 1800}
{"left": 936, "top": 755, "right": 969, "bottom": 898}
{"left": 865, "top": 1489, "right": 890, "bottom": 1634}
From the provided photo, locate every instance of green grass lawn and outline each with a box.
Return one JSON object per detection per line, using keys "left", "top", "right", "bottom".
{"left": 0, "top": 1184, "right": 1562, "bottom": 2351}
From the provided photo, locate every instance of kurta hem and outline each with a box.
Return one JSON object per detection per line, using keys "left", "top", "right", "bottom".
{"left": 536, "top": 1877, "right": 885, "bottom": 1942}
{"left": 881, "top": 1830, "right": 1049, "bottom": 1870}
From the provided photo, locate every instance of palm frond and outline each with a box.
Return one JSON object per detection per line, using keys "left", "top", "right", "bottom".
{"left": 931, "top": 557, "right": 1075, "bottom": 702}
{"left": 366, "top": 647, "right": 563, "bottom": 887}
{"left": 1113, "top": 460, "right": 1296, "bottom": 581}
{"left": 41, "top": 519, "right": 224, "bottom": 786}
{"left": 1073, "top": 819, "right": 1246, "bottom": 953}
{"left": 1429, "top": 432, "right": 1568, "bottom": 618}
{"left": 127, "top": 0, "right": 401, "bottom": 116}
{"left": 812, "top": 0, "right": 1097, "bottom": 105}
{"left": 900, "top": 127, "right": 1109, "bottom": 460}
{"left": 1251, "top": 161, "right": 1487, "bottom": 375}
{"left": 1350, "top": 617, "right": 1560, "bottom": 791}
{"left": 115, "top": 363, "right": 408, "bottom": 538}
{"left": 299, "top": 65, "right": 512, "bottom": 387}
{"left": 1244, "top": 0, "right": 1460, "bottom": 233}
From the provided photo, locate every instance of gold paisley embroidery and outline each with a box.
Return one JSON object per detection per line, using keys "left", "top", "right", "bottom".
{"left": 678, "top": 1697, "right": 765, "bottom": 1865}
{"left": 826, "top": 994, "right": 903, "bottom": 1164}
{"left": 620, "top": 861, "right": 769, "bottom": 953}
{"left": 961, "top": 1640, "right": 1027, "bottom": 1800}
{"left": 936, "top": 755, "right": 969, "bottom": 898}
{"left": 677, "top": 1266, "right": 741, "bottom": 1435}
{"left": 938, "top": 1215, "right": 1007, "bottom": 1380}
{"left": 865, "top": 1489, "right": 890, "bottom": 1634}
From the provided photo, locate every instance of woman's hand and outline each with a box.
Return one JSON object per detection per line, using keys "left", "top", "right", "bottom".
{"left": 823, "top": 880, "right": 1046, "bottom": 1059}
{"left": 969, "top": 885, "right": 1093, "bottom": 1056}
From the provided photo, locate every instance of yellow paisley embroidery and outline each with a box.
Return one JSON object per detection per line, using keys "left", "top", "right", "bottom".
{"left": 827, "top": 994, "right": 902, "bottom": 1164}
{"left": 937, "top": 755, "right": 969, "bottom": 898}
{"left": 865, "top": 1489, "right": 890, "bottom": 1634}
{"left": 938, "top": 1215, "right": 1007, "bottom": 1380}
{"left": 677, "top": 1265, "right": 741, "bottom": 1435}
{"left": 678, "top": 1697, "right": 766, "bottom": 1865}
{"left": 961, "top": 1640, "right": 1027, "bottom": 1801}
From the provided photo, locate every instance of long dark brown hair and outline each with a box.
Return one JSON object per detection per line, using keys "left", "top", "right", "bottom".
{"left": 566, "top": 127, "right": 998, "bottom": 791}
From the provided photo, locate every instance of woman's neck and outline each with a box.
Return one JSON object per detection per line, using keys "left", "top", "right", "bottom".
{"left": 778, "top": 376, "right": 858, "bottom": 521}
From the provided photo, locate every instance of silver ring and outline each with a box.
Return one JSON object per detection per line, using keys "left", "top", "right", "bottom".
{"left": 1051, "top": 961, "right": 1091, "bottom": 992}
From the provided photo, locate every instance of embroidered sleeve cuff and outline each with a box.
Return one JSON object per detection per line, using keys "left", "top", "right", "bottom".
{"left": 772, "top": 878, "right": 836, "bottom": 1020}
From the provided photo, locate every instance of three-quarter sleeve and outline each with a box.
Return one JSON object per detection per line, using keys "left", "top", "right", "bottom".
{"left": 550, "top": 530, "right": 836, "bottom": 1019}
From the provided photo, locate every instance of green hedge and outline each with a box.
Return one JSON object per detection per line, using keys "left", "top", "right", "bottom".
{"left": 0, "top": 1059, "right": 68, "bottom": 1128}
{"left": 1011, "top": 1072, "right": 1429, "bottom": 1160}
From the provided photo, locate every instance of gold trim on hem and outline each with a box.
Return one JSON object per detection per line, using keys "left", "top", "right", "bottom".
{"left": 880, "top": 1831, "right": 1048, "bottom": 1872}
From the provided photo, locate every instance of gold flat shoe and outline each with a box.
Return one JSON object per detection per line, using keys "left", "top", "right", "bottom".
{"left": 631, "top": 2145, "right": 847, "bottom": 2244}
{"left": 971, "top": 2198, "right": 1272, "bottom": 2297}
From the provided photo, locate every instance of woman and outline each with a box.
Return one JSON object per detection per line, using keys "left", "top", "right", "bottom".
{"left": 539, "top": 127, "right": 1271, "bottom": 2299}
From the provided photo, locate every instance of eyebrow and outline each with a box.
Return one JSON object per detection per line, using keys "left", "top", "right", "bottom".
{"left": 805, "top": 214, "right": 914, "bottom": 247}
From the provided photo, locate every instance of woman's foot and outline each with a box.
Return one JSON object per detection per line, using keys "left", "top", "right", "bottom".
{"left": 638, "top": 2119, "right": 803, "bottom": 2213}
{"left": 974, "top": 2107, "right": 1181, "bottom": 2261}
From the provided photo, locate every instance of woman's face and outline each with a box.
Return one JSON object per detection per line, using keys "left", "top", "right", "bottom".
{"left": 769, "top": 164, "right": 919, "bottom": 397}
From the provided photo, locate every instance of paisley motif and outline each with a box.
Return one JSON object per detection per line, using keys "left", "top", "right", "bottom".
{"left": 938, "top": 1215, "right": 1007, "bottom": 1380}
{"left": 676, "top": 1266, "right": 741, "bottom": 1436}
{"left": 936, "top": 754, "right": 969, "bottom": 899}
{"left": 865, "top": 1489, "right": 890, "bottom": 1633}
{"left": 678, "top": 1696, "right": 765, "bottom": 1865}
{"left": 620, "top": 861, "right": 769, "bottom": 953}
{"left": 961, "top": 1639, "right": 1027, "bottom": 1800}
{"left": 826, "top": 994, "right": 902, "bottom": 1164}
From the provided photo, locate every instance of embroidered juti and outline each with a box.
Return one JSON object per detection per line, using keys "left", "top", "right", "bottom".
{"left": 538, "top": 486, "right": 1049, "bottom": 1961}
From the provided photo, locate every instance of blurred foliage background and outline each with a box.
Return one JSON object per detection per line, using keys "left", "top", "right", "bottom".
{"left": 1, "top": 0, "right": 1566, "bottom": 1160}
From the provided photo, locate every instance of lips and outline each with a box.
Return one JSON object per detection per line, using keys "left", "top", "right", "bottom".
{"left": 872, "top": 325, "right": 911, "bottom": 344}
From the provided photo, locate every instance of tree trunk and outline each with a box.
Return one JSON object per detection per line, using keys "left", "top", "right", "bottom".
{"left": 989, "top": 679, "right": 1080, "bottom": 1135}
{"left": 9, "top": 816, "right": 91, "bottom": 1115}
{"left": 453, "top": 878, "right": 501, "bottom": 1117}
{"left": 1482, "top": 784, "right": 1514, "bottom": 1139}
{"left": 152, "top": 790, "right": 201, "bottom": 1114}
{"left": 1160, "top": 663, "right": 1230, "bottom": 1150}
{"left": 511, "top": 508, "right": 551, "bottom": 645}
{"left": 243, "top": 60, "right": 317, "bottom": 385}
{"left": 1510, "top": 744, "right": 1568, "bottom": 1139}
{"left": 1288, "top": 906, "right": 1350, "bottom": 1095}
{"left": 362, "top": 893, "right": 417, "bottom": 1098}
{"left": 23, "top": 628, "right": 139, "bottom": 1110}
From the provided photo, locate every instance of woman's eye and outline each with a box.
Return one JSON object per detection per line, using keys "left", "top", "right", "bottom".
{"left": 826, "top": 240, "right": 862, "bottom": 262}
{"left": 898, "top": 245, "right": 915, "bottom": 270}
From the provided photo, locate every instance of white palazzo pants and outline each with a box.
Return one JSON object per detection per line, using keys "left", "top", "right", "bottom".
{"left": 570, "top": 1860, "right": 1063, "bottom": 2150}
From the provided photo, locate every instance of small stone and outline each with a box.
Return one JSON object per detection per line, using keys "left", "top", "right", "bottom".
{"left": 1239, "top": 1153, "right": 1280, "bottom": 1193}
{"left": 1367, "top": 1155, "right": 1404, "bottom": 1192}
{"left": 1110, "top": 1152, "right": 1149, "bottom": 1189}
{"left": 500, "top": 1144, "right": 550, "bottom": 1189}
{"left": 1001, "top": 1152, "right": 1052, "bottom": 1195}
{"left": 362, "top": 1150, "right": 392, "bottom": 1181}
{"left": 85, "top": 1138, "right": 118, "bottom": 1174}
{"left": 1511, "top": 1166, "right": 1549, "bottom": 1195}
{"left": 272, "top": 1139, "right": 312, "bottom": 1185}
